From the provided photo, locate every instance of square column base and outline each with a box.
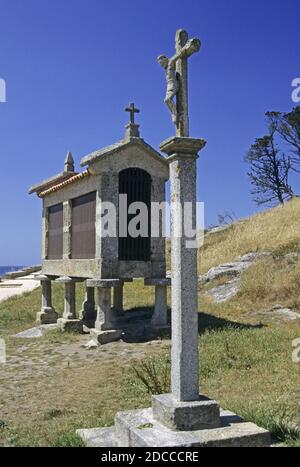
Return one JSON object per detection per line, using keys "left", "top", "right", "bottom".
{"left": 57, "top": 318, "right": 83, "bottom": 333}
{"left": 37, "top": 308, "right": 58, "bottom": 325}
{"left": 90, "top": 328, "right": 123, "bottom": 345}
{"left": 76, "top": 406, "right": 271, "bottom": 448}
{"left": 152, "top": 394, "right": 220, "bottom": 431}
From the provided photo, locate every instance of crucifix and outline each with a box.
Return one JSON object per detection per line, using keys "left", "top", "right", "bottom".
{"left": 125, "top": 102, "right": 140, "bottom": 125}
{"left": 158, "top": 29, "right": 201, "bottom": 137}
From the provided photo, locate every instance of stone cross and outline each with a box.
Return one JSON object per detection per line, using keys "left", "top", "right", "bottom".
{"left": 159, "top": 29, "right": 206, "bottom": 403}
{"left": 125, "top": 102, "right": 140, "bottom": 125}
{"left": 158, "top": 29, "right": 201, "bottom": 137}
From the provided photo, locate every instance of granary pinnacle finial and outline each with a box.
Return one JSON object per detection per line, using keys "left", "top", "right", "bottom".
{"left": 64, "top": 151, "right": 75, "bottom": 172}
{"left": 124, "top": 102, "right": 140, "bottom": 139}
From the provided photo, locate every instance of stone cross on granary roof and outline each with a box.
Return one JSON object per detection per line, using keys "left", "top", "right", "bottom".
{"left": 124, "top": 102, "right": 141, "bottom": 139}
{"left": 125, "top": 102, "right": 140, "bottom": 124}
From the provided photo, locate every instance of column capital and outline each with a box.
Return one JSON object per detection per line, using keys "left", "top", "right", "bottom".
{"left": 160, "top": 136, "right": 206, "bottom": 159}
{"left": 55, "top": 276, "right": 75, "bottom": 284}
{"left": 87, "top": 279, "right": 122, "bottom": 288}
{"left": 35, "top": 274, "right": 52, "bottom": 282}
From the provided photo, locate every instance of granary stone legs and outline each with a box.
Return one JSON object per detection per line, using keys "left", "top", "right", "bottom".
{"left": 36, "top": 275, "right": 58, "bottom": 324}
{"left": 112, "top": 279, "right": 133, "bottom": 317}
{"left": 62, "top": 277, "right": 76, "bottom": 320}
{"left": 87, "top": 279, "right": 123, "bottom": 345}
{"left": 80, "top": 286, "right": 96, "bottom": 323}
{"left": 144, "top": 278, "right": 171, "bottom": 327}
{"left": 56, "top": 277, "right": 83, "bottom": 332}
{"left": 113, "top": 284, "right": 123, "bottom": 315}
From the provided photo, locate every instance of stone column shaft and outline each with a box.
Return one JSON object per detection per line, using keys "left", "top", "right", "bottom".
{"left": 80, "top": 286, "right": 96, "bottom": 321}
{"left": 113, "top": 285, "right": 123, "bottom": 313}
{"left": 95, "top": 287, "right": 113, "bottom": 331}
{"left": 160, "top": 137, "right": 206, "bottom": 402}
{"left": 152, "top": 286, "right": 168, "bottom": 326}
{"left": 170, "top": 156, "right": 198, "bottom": 401}
{"left": 36, "top": 275, "right": 58, "bottom": 324}
{"left": 41, "top": 280, "right": 52, "bottom": 311}
{"left": 63, "top": 281, "right": 76, "bottom": 320}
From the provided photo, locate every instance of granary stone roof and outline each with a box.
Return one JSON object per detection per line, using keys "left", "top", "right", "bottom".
{"left": 28, "top": 170, "right": 77, "bottom": 196}
{"left": 38, "top": 170, "right": 90, "bottom": 198}
{"left": 80, "top": 137, "right": 169, "bottom": 168}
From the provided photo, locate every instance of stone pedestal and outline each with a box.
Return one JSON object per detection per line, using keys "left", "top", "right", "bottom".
{"left": 152, "top": 394, "right": 220, "bottom": 431}
{"left": 36, "top": 275, "right": 58, "bottom": 324}
{"left": 87, "top": 279, "right": 123, "bottom": 345}
{"left": 144, "top": 278, "right": 170, "bottom": 328}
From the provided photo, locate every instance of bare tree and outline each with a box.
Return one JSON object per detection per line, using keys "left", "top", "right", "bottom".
{"left": 266, "top": 107, "right": 300, "bottom": 173}
{"left": 245, "top": 125, "right": 294, "bottom": 206}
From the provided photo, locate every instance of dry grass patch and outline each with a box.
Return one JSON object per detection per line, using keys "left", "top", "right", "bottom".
{"left": 199, "top": 198, "right": 300, "bottom": 273}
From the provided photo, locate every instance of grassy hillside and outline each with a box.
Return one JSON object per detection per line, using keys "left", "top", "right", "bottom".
{"left": 200, "top": 197, "right": 300, "bottom": 273}
{"left": 200, "top": 198, "right": 300, "bottom": 317}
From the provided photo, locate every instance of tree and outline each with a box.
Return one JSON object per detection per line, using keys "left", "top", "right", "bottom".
{"left": 266, "top": 107, "right": 300, "bottom": 173}
{"left": 245, "top": 126, "right": 294, "bottom": 206}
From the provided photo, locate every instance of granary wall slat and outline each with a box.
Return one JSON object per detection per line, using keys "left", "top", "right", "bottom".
{"left": 71, "top": 191, "right": 96, "bottom": 259}
{"left": 47, "top": 203, "right": 63, "bottom": 259}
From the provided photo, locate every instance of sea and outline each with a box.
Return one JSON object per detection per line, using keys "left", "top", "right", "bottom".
{"left": 0, "top": 266, "right": 25, "bottom": 278}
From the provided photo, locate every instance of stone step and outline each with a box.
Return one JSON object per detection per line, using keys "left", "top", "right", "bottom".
{"left": 115, "top": 408, "right": 153, "bottom": 447}
{"left": 76, "top": 427, "right": 117, "bottom": 447}
{"left": 127, "top": 409, "right": 270, "bottom": 448}
{"left": 77, "top": 408, "right": 271, "bottom": 448}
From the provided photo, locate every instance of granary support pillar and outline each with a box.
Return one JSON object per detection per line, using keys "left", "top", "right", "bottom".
{"left": 36, "top": 275, "right": 58, "bottom": 324}
{"left": 55, "top": 276, "right": 76, "bottom": 319}
{"left": 144, "top": 278, "right": 171, "bottom": 327}
{"left": 87, "top": 279, "right": 123, "bottom": 345}
{"left": 56, "top": 276, "right": 85, "bottom": 332}
{"left": 112, "top": 279, "right": 133, "bottom": 315}
{"left": 113, "top": 284, "right": 123, "bottom": 314}
{"left": 80, "top": 286, "right": 96, "bottom": 323}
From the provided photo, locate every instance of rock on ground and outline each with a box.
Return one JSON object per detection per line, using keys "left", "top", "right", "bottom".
{"left": 200, "top": 253, "right": 265, "bottom": 303}
{"left": 15, "top": 324, "right": 57, "bottom": 339}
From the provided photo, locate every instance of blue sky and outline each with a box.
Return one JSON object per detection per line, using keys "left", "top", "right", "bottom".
{"left": 0, "top": 0, "right": 299, "bottom": 265}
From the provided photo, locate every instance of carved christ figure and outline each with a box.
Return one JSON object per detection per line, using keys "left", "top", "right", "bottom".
{"left": 158, "top": 35, "right": 201, "bottom": 129}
